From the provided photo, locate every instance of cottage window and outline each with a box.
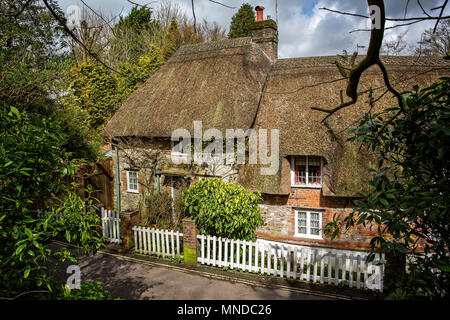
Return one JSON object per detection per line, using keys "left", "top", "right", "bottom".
{"left": 126, "top": 170, "right": 139, "bottom": 193}
{"left": 290, "top": 156, "right": 323, "bottom": 187}
{"left": 294, "top": 209, "right": 322, "bottom": 239}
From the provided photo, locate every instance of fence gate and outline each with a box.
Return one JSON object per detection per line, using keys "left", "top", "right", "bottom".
{"left": 133, "top": 226, "right": 184, "bottom": 258}
{"left": 101, "top": 207, "right": 121, "bottom": 244}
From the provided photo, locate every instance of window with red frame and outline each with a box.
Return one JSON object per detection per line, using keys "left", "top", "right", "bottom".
{"left": 292, "top": 156, "right": 322, "bottom": 186}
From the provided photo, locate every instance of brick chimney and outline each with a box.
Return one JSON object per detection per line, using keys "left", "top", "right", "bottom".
{"left": 255, "top": 5, "right": 264, "bottom": 21}
{"left": 252, "top": 6, "right": 278, "bottom": 61}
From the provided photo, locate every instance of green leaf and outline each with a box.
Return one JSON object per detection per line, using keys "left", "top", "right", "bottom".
{"left": 10, "top": 106, "right": 20, "bottom": 118}
{"left": 25, "top": 228, "right": 33, "bottom": 238}
{"left": 24, "top": 267, "right": 30, "bottom": 279}
{"left": 15, "top": 243, "right": 27, "bottom": 256}
{"left": 65, "top": 230, "right": 71, "bottom": 242}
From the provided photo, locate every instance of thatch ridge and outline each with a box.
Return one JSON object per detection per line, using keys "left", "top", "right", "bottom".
{"left": 171, "top": 37, "right": 252, "bottom": 57}
{"left": 273, "top": 55, "right": 450, "bottom": 71}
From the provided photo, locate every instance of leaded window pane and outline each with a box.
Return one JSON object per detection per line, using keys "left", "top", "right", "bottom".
{"left": 310, "top": 212, "right": 320, "bottom": 235}
{"left": 308, "top": 156, "right": 321, "bottom": 184}
{"left": 310, "top": 212, "right": 319, "bottom": 221}
{"left": 293, "top": 156, "right": 321, "bottom": 185}
{"left": 297, "top": 211, "right": 307, "bottom": 234}
{"left": 296, "top": 211, "right": 321, "bottom": 237}
{"left": 128, "top": 171, "right": 138, "bottom": 191}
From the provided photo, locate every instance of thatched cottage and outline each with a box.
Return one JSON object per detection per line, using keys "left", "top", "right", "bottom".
{"left": 104, "top": 10, "right": 449, "bottom": 251}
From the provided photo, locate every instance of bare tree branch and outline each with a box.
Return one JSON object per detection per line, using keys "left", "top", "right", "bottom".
{"left": 350, "top": 19, "right": 423, "bottom": 33}
{"left": 41, "top": 0, "right": 118, "bottom": 73}
{"left": 265, "top": 77, "right": 347, "bottom": 95}
{"left": 312, "top": 0, "right": 406, "bottom": 122}
{"left": 310, "top": 0, "right": 450, "bottom": 122}
{"left": 126, "top": 0, "right": 158, "bottom": 8}
{"left": 80, "top": 0, "right": 116, "bottom": 35}
{"left": 207, "top": 0, "right": 236, "bottom": 9}
{"left": 433, "top": 0, "right": 448, "bottom": 33}
{"left": 191, "top": 0, "right": 197, "bottom": 33}
{"left": 7, "top": 0, "right": 33, "bottom": 17}
{"left": 404, "top": 0, "right": 411, "bottom": 19}
{"left": 188, "top": 0, "right": 236, "bottom": 36}
{"left": 320, "top": 6, "right": 450, "bottom": 21}
{"left": 417, "top": 0, "right": 432, "bottom": 18}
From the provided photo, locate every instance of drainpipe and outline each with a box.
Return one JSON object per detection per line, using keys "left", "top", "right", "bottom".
{"left": 114, "top": 144, "right": 121, "bottom": 214}
{"left": 154, "top": 169, "right": 161, "bottom": 193}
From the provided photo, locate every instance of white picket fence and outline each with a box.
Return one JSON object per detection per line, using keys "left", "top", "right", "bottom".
{"left": 101, "top": 208, "right": 121, "bottom": 244}
{"left": 133, "top": 226, "right": 184, "bottom": 258}
{"left": 197, "top": 235, "right": 385, "bottom": 292}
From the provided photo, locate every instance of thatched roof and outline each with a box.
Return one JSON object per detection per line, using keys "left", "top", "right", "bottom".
{"left": 104, "top": 36, "right": 449, "bottom": 197}
{"left": 238, "top": 55, "right": 450, "bottom": 196}
{"left": 104, "top": 37, "right": 272, "bottom": 138}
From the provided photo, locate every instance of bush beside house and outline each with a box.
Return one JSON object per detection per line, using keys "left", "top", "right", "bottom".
{"left": 182, "top": 178, "right": 264, "bottom": 241}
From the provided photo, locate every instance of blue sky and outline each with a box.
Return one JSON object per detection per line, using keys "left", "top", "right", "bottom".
{"left": 300, "top": 0, "right": 318, "bottom": 16}
{"left": 56, "top": 0, "right": 448, "bottom": 58}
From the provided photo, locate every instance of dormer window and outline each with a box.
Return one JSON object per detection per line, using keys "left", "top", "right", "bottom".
{"left": 290, "top": 156, "right": 323, "bottom": 188}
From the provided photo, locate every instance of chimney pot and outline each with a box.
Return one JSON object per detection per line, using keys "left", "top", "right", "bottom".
{"left": 251, "top": 17, "right": 278, "bottom": 61}
{"left": 255, "top": 6, "right": 265, "bottom": 21}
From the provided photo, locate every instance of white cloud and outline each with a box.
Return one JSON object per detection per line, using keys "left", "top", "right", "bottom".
{"left": 56, "top": 0, "right": 449, "bottom": 58}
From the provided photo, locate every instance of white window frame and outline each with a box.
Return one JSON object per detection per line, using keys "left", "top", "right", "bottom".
{"left": 294, "top": 209, "right": 323, "bottom": 239}
{"left": 126, "top": 170, "right": 139, "bottom": 193}
{"left": 290, "top": 156, "right": 323, "bottom": 188}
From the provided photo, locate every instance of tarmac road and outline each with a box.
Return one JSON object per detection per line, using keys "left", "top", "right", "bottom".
{"left": 49, "top": 242, "right": 340, "bottom": 300}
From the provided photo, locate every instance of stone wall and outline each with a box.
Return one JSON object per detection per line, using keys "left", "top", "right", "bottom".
{"left": 112, "top": 139, "right": 238, "bottom": 214}
{"left": 257, "top": 204, "right": 291, "bottom": 236}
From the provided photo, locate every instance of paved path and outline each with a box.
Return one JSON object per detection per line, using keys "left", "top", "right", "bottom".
{"left": 50, "top": 243, "right": 339, "bottom": 300}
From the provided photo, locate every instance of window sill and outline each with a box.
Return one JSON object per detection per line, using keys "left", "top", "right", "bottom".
{"left": 294, "top": 234, "right": 323, "bottom": 240}
{"left": 291, "top": 184, "right": 322, "bottom": 189}
{"left": 126, "top": 190, "right": 139, "bottom": 194}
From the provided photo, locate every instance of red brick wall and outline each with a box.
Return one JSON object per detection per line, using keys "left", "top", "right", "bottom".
{"left": 257, "top": 188, "right": 379, "bottom": 251}
{"left": 182, "top": 218, "right": 198, "bottom": 250}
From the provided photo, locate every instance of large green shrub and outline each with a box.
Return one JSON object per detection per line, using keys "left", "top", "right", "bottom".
{"left": 0, "top": 107, "right": 104, "bottom": 299}
{"left": 182, "top": 178, "right": 264, "bottom": 240}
